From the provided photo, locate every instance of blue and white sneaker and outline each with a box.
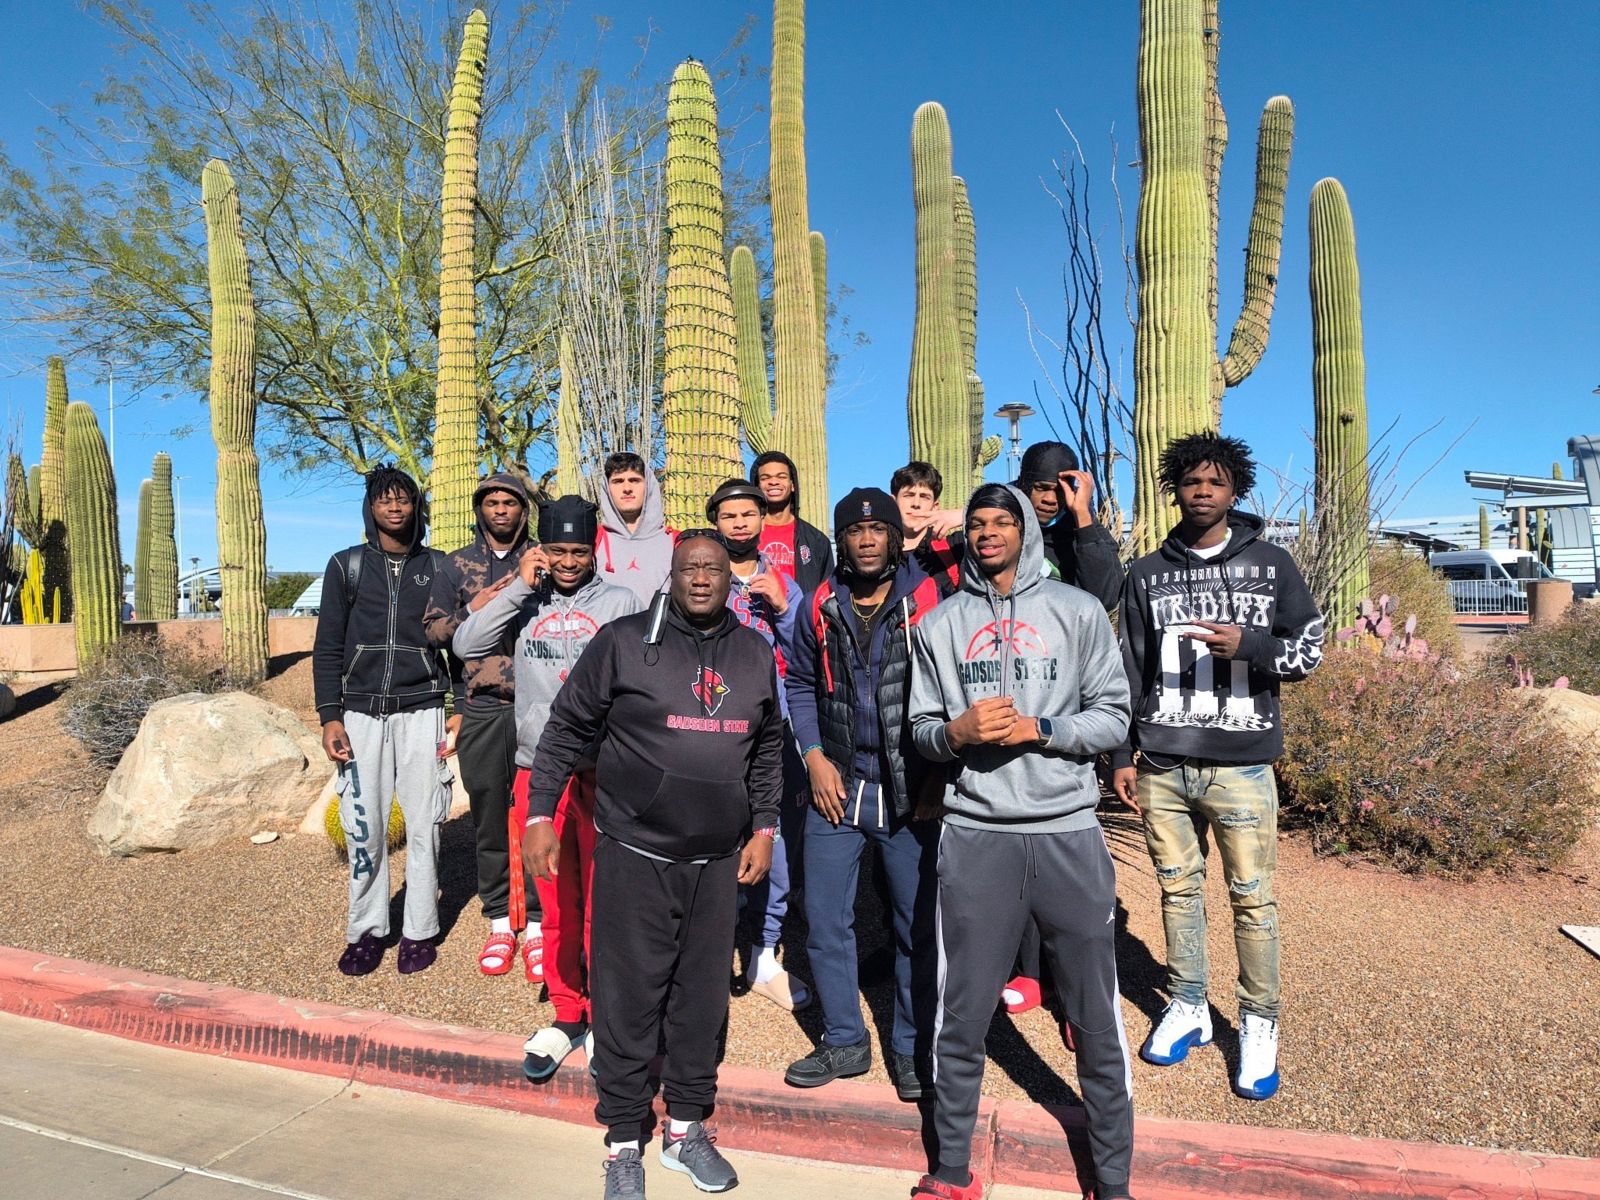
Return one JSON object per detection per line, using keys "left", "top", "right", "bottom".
{"left": 1140, "top": 999, "right": 1212, "bottom": 1065}
{"left": 1234, "top": 1013, "right": 1280, "bottom": 1100}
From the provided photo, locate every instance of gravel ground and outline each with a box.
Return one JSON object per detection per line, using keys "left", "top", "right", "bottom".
{"left": 2, "top": 664, "right": 1596, "bottom": 1158}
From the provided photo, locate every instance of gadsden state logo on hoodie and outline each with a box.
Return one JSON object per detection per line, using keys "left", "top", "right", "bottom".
{"left": 958, "top": 618, "right": 1059, "bottom": 686}
{"left": 693, "top": 665, "right": 730, "bottom": 716}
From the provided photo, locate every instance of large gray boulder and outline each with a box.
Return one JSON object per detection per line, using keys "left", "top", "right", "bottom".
{"left": 88, "top": 691, "right": 326, "bottom": 855}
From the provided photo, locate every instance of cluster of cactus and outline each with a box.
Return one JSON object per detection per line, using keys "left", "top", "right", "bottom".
{"left": 64, "top": 402, "right": 121, "bottom": 665}
{"left": 768, "top": 0, "right": 829, "bottom": 523}
{"left": 18, "top": 548, "right": 52, "bottom": 625}
{"left": 202, "top": 159, "right": 269, "bottom": 684}
{"left": 1131, "top": 0, "right": 1294, "bottom": 552}
{"left": 660, "top": 58, "right": 743, "bottom": 532}
{"left": 1309, "top": 178, "right": 1370, "bottom": 631}
{"left": 1334, "top": 596, "right": 1440, "bottom": 667}
{"left": 430, "top": 8, "right": 489, "bottom": 553}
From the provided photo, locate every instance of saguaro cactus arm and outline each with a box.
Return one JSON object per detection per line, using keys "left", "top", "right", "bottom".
{"left": 731, "top": 245, "right": 773, "bottom": 457}
{"left": 64, "top": 402, "right": 121, "bottom": 664}
{"left": 1219, "top": 95, "right": 1294, "bottom": 388}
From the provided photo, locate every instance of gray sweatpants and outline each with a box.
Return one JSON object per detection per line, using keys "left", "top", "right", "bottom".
{"left": 337, "top": 708, "right": 451, "bottom": 943}
{"left": 933, "top": 822, "right": 1134, "bottom": 1194}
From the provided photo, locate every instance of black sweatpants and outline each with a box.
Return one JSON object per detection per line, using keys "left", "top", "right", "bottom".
{"left": 456, "top": 703, "right": 539, "bottom": 922}
{"left": 590, "top": 833, "right": 739, "bottom": 1145}
{"left": 934, "top": 822, "right": 1134, "bottom": 1194}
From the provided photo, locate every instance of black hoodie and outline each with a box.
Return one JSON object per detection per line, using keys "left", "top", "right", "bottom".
{"left": 312, "top": 499, "right": 448, "bottom": 723}
{"left": 1114, "top": 511, "right": 1324, "bottom": 768}
{"left": 527, "top": 601, "right": 784, "bottom": 862}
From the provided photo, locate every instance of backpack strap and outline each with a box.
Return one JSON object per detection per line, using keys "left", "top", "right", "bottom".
{"left": 342, "top": 546, "right": 364, "bottom": 610}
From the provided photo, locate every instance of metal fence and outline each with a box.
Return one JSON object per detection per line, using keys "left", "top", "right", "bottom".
{"left": 1447, "top": 579, "right": 1529, "bottom": 616}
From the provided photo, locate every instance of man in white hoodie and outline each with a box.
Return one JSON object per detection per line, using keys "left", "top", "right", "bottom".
{"left": 595, "top": 452, "right": 675, "bottom": 607}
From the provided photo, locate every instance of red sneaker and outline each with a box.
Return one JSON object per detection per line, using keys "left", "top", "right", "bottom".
{"left": 1002, "top": 975, "right": 1042, "bottom": 1014}
{"left": 911, "top": 1172, "right": 984, "bottom": 1199}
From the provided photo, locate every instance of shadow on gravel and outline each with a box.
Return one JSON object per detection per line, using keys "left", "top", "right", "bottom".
{"left": 265, "top": 650, "right": 311, "bottom": 679}
{"left": 389, "top": 813, "right": 482, "bottom": 946}
{"left": 9, "top": 680, "right": 67, "bottom": 719}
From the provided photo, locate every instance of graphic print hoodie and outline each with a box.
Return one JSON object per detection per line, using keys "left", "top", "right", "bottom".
{"left": 595, "top": 468, "right": 675, "bottom": 607}
{"left": 909, "top": 485, "right": 1131, "bottom": 833}
{"left": 1113, "top": 510, "right": 1324, "bottom": 769}
{"left": 450, "top": 571, "right": 643, "bottom": 767}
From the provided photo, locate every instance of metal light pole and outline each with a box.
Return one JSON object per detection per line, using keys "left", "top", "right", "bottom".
{"left": 104, "top": 362, "right": 115, "bottom": 469}
{"left": 173, "top": 475, "right": 185, "bottom": 577}
{"left": 993, "top": 403, "right": 1035, "bottom": 480}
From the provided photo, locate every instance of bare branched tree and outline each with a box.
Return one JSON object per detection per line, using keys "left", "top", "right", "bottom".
{"left": 1020, "top": 118, "right": 1136, "bottom": 549}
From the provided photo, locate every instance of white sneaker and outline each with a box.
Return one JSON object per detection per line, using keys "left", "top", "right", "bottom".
{"left": 1139, "top": 999, "right": 1212, "bottom": 1066}
{"left": 1234, "top": 1013, "right": 1280, "bottom": 1100}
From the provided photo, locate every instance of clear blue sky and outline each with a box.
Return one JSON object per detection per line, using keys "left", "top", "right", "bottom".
{"left": 2, "top": 2, "right": 1596, "bottom": 569}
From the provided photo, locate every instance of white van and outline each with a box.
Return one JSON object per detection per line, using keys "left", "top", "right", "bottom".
{"left": 1428, "top": 549, "right": 1556, "bottom": 614}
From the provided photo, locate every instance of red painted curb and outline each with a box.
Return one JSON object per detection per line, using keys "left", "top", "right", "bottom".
{"left": 0, "top": 947, "right": 1594, "bottom": 1200}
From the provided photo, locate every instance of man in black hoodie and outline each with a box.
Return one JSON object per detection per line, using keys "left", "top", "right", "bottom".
{"left": 1112, "top": 433, "right": 1324, "bottom": 1105}
{"left": 313, "top": 467, "right": 451, "bottom": 977}
{"left": 526, "top": 531, "right": 783, "bottom": 1198}
{"left": 423, "top": 472, "right": 540, "bottom": 979}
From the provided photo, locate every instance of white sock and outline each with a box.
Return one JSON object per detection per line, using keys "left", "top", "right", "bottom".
{"left": 1002, "top": 987, "right": 1024, "bottom": 1007}
{"left": 751, "top": 945, "right": 781, "bottom": 983}
{"left": 610, "top": 1140, "right": 640, "bottom": 1157}
{"left": 490, "top": 916, "right": 512, "bottom": 935}
{"left": 525, "top": 921, "right": 542, "bottom": 939}
{"left": 668, "top": 1118, "right": 693, "bottom": 1136}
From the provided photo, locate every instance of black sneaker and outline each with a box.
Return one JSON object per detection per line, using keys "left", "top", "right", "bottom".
{"left": 603, "top": 1147, "right": 646, "bottom": 1198}
{"left": 660, "top": 1122, "right": 737, "bottom": 1192}
{"left": 783, "top": 1039, "right": 871, "bottom": 1088}
{"left": 891, "top": 1051, "right": 926, "bottom": 1102}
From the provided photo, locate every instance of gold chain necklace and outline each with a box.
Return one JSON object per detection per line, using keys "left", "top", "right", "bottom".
{"left": 849, "top": 590, "right": 887, "bottom": 622}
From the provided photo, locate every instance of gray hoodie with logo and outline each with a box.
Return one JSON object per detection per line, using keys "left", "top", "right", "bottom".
{"left": 452, "top": 571, "right": 643, "bottom": 768}
{"left": 595, "top": 467, "right": 675, "bottom": 608}
{"left": 909, "top": 484, "right": 1130, "bottom": 833}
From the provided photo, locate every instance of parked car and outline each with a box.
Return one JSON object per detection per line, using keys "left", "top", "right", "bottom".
{"left": 1428, "top": 549, "right": 1557, "bottom": 615}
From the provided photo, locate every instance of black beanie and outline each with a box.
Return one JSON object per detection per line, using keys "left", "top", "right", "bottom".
{"left": 968, "top": 483, "right": 1026, "bottom": 523}
{"left": 1016, "top": 440, "right": 1080, "bottom": 484}
{"left": 538, "top": 494, "right": 599, "bottom": 545}
{"left": 834, "top": 487, "right": 904, "bottom": 536}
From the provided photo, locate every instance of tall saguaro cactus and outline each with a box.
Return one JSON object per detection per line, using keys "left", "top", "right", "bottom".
{"left": 769, "top": 0, "right": 828, "bottom": 522}
{"left": 133, "top": 479, "right": 153, "bottom": 620}
{"left": 731, "top": 245, "right": 773, "bottom": 456}
{"left": 40, "top": 357, "right": 71, "bottom": 619}
{"left": 202, "top": 159, "right": 269, "bottom": 684}
{"left": 431, "top": 8, "right": 489, "bottom": 553}
{"left": 7, "top": 454, "right": 41, "bottom": 548}
{"left": 1478, "top": 505, "right": 1491, "bottom": 550}
{"left": 1309, "top": 178, "right": 1369, "bottom": 630}
{"left": 64, "top": 403, "right": 120, "bottom": 665}
{"left": 148, "top": 452, "right": 178, "bottom": 621}
{"left": 906, "top": 102, "right": 969, "bottom": 491}
{"left": 1132, "top": 0, "right": 1293, "bottom": 552}
{"left": 660, "top": 59, "right": 743, "bottom": 532}
{"left": 555, "top": 329, "right": 582, "bottom": 497}
{"left": 952, "top": 176, "right": 997, "bottom": 488}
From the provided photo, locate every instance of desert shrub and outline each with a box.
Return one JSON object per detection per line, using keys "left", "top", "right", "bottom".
{"left": 265, "top": 571, "right": 316, "bottom": 610}
{"left": 1367, "top": 545, "right": 1462, "bottom": 659}
{"left": 1489, "top": 601, "right": 1600, "bottom": 693}
{"left": 62, "top": 637, "right": 227, "bottom": 766}
{"left": 1279, "top": 647, "right": 1592, "bottom": 876}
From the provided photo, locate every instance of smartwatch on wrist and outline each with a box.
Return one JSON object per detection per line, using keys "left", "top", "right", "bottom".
{"left": 1035, "top": 716, "right": 1054, "bottom": 747}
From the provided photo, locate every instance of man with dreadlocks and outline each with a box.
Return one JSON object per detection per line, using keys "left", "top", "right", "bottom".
{"left": 313, "top": 466, "right": 453, "bottom": 977}
{"left": 782, "top": 487, "right": 948, "bottom": 1101}
{"left": 1112, "top": 432, "right": 1324, "bottom": 1103}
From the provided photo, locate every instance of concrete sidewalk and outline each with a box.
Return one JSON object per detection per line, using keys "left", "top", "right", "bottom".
{"left": 0, "top": 1012, "right": 1062, "bottom": 1200}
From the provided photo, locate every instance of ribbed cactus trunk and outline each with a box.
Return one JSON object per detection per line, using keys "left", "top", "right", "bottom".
{"left": 64, "top": 403, "right": 120, "bottom": 666}
{"left": 907, "top": 102, "right": 969, "bottom": 492}
{"left": 952, "top": 175, "right": 989, "bottom": 489}
{"left": 555, "top": 330, "right": 582, "bottom": 497}
{"left": 1132, "top": 0, "right": 1293, "bottom": 552}
{"left": 133, "top": 479, "right": 153, "bottom": 620}
{"left": 769, "top": 0, "right": 828, "bottom": 523}
{"left": 661, "top": 59, "right": 743, "bottom": 533}
{"left": 1309, "top": 178, "right": 1369, "bottom": 631}
{"left": 1478, "top": 505, "right": 1491, "bottom": 550}
{"left": 202, "top": 159, "right": 269, "bottom": 685}
{"left": 731, "top": 245, "right": 773, "bottom": 457}
{"left": 40, "top": 357, "right": 71, "bottom": 620}
{"left": 6, "top": 454, "right": 41, "bottom": 548}
{"left": 431, "top": 9, "right": 489, "bottom": 554}
{"left": 148, "top": 452, "right": 178, "bottom": 621}
{"left": 810, "top": 231, "right": 828, "bottom": 385}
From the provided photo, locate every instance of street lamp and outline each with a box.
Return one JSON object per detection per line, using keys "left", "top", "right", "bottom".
{"left": 993, "top": 403, "right": 1035, "bottom": 480}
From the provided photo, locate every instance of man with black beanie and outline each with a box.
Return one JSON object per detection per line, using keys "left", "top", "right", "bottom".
{"left": 1015, "top": 441, "right": 1123, "bottom": 607}
{"left": 452, "top": 495, "right": 642, "bottom": 1081}
{"left": 783, "top": 487, "right": 947, "bottom": 1101}
{"left": 526, "top": 531, "right": 784, "bottom": 1198}
{"left": 751, "top": 449, "right": 834, "bottom": 595}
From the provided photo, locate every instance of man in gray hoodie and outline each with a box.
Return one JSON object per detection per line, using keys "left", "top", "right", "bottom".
{"left": 453, "top": 496, "right": 643, "bottom": 1080}
{"left": 595, "top": 452, "right": 675, "bottom": 607}
{"left": 908, "top": 483, "right": 1136, "bottom": 1200}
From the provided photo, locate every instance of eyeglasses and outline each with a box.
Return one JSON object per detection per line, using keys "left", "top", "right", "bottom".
{"left": 674, "top": 527, "right": 729, "bottom": 548}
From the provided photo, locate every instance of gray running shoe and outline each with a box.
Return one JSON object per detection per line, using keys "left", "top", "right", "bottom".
{"left": 660, "top": 1122, "right": 738, "bottom": 1192}
{"left": 604, "top": 1147, "right": 646, "bottom": 1198}
{"left": 783, "top": 1039, "right": 871, "bottom": 1088}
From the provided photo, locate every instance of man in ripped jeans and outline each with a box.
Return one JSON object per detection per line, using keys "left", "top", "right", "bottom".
{"left": 1112, "top": 433, "right": 1325, "bottom": 1102}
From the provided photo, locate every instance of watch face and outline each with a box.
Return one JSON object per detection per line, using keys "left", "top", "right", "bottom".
{"left": 1037, "top": 717, "right": 1053, "bottom": 743}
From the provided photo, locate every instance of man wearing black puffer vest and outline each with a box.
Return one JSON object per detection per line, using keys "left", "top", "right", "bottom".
{"left": 782, "top": 487, "right": 948, "bottom": 1102}
{"left": 525, "top": 530, "right": 783, "bottom": 1199}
